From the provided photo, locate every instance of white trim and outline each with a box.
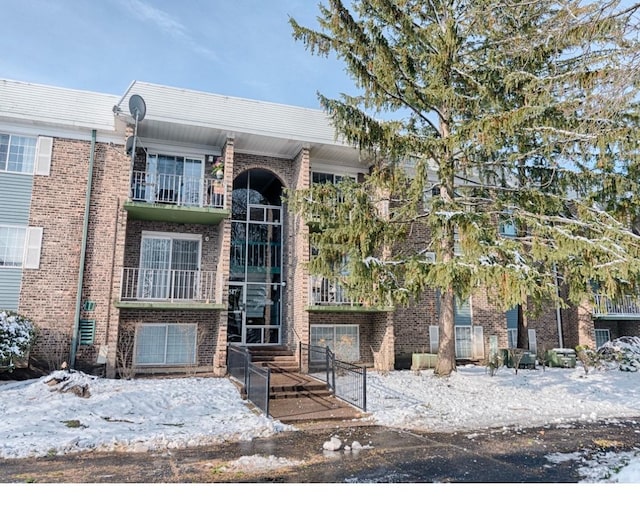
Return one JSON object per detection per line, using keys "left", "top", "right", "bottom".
{"left": 0, "top": 120, "right": 121, "bottom": 144}
{"left": 429, "top": 325, "right": 440, "bottom": 354}
{"left": 142, "top": 139, "right": 221, "bottom": 158}
{"left": 141, "top": 230, "right": 202, "bottom": 241}
{"left": 528, "top": 329, "right": 537, "bottom": 354}
{"left": 472, "top": 326, "right": 485, "bottom": 359}
{"left": 310, "top": 162, "right": 366, "bottom": 177}
{"left": 23, "top": 227, "right": 43, "bottom": 269}
{"left": 34, "top": 136, "right": 53, "bottom": 176}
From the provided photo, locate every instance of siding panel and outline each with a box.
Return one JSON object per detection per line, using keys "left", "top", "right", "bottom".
{"left": 0, "top": 269, "right": 22, "bottom": 310}
{"left": 0, "top": 172, "right": 33, "bottom": 224}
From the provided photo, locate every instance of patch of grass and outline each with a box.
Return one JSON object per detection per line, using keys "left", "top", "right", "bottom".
{"left": 61, "top": 419, "right": 86, "bottom": 429}
{"left": 593, "top": 439, "right": 624, "bottom": 449}
{"left": 15, "top": 474, "right": 37, "bottom": 483}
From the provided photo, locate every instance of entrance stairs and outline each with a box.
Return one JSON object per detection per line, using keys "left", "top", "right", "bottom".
{"left": 246, "top": 346, "right": 368, "bottom": 425}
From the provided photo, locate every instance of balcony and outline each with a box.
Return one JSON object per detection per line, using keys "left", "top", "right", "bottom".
{"left": 307, "top": 276, "right": 392, "bottom": 313}
{"left": 593, "top": 294, "right": 640, "bottom": 319}
{"left": 124, "top": 170, "right": 230, "bottom": 224}
{"left": 116, "top": 268, "right": 223, "bottom": 310}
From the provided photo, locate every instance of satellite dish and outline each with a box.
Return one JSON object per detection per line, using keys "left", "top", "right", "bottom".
{"left": 128, "top": 94, "right": 146, "bottom": 122}
{"left": 125, "top": 136, "right": 134, "bottom": 156}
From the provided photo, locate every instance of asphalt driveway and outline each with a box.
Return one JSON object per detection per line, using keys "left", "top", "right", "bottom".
{"left": 2, "top": 417, "right": 639, "bottom": 483}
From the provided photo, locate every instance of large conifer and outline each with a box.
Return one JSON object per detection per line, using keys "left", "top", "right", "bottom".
{"left": 289, "top": 0, "right": 640, "bottom": 376}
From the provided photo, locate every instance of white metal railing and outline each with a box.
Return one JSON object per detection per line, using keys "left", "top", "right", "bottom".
{"left": 120, "top": 268, "right": 216, "bottom": 302}
{"left": 309, "top": 276, "right": 360, "bottom": 306}
{"left": 130, "top": 170, "right": 226, "bottom": 209}
{"left": 593, "top": 294, "right": 640, "bottom": 316}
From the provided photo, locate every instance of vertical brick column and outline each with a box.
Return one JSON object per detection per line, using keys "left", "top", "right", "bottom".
{"left": 212, "top": 137, "right": 234, "bottom": 375}
{"left": 291, "top": 147, "right": 311, "bottom": 371}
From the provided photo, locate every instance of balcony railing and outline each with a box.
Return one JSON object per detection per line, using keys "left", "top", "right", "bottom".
{"left": 130, "top": 170, "right": 226, "bottom": 209}
{"left": 309, "top": 276, "right": 360, "bottom": 307}
{"left": 120, "top": 268, "right": 216, "bottom": 303}
{"left": 593, "top": 294, "right": 640, "bottom": 317}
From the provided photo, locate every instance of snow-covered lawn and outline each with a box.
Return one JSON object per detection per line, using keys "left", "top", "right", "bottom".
{"left": 1, "top": 364, "right": 639, "bottom": 483}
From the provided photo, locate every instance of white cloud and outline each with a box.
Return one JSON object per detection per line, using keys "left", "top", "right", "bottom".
{"left": 117, "top": 0, "right": 218, "bottom": 61}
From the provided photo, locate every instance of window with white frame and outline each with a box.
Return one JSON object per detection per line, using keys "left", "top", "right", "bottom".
{"left": 311, "top": 171, "right": 355, "bottom": 185}
{"left": 138, "top": 232, "right": 201, "bottom": 300}
{"left": 135, "top": 323, "right": 197, "bottom": 365}
{"left": 310, "top": 324, "right": 359, "bottom": 361}
{"left": 145, "top": 153, "right": 204, "bottom": 205}
{"left": 0, "top": 225, "right": 42, "bottom": 268}
{"left": 595, "top": 328, "right": 611, "bottom": 349}
{"left": 0, "top": 134, "right": 37, "bottom": 174}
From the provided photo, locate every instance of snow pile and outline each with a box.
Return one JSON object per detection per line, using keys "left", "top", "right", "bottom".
{"left": 218, "top": 455, "right": 303, "bottom": 473}
{"left": 0, "top": 373, "right": 293, "bottom": 459}
{"left": 365, "top": 366, "right": 640, "bottom": 432}
{"left": 547, "top": 448, "right": 640, "bottom": 483}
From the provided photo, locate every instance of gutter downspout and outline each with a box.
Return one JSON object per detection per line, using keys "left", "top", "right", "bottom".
{"left": 70, "top": 129, "right": 97, "bottom": 368}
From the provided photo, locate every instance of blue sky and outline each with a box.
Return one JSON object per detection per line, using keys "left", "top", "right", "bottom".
{"left": 1, "top": 0, "right": 357, "bottom": 109}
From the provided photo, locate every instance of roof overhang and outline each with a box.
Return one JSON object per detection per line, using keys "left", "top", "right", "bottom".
{"left": 114, "top": 81, "right": 372, "bottom": 169}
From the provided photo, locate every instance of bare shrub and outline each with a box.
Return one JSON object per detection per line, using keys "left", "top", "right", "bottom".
{"left": 116, "top": 330, "right": 136, "bottom": 380}
{"left": 485, "top": 351, "right": 503, "bottom": 376}
{"left": 43, "top": 331, "right": 71, "bottom": 373}
{"left": 186, "top": 326, "right": 208, "bottom": 377}
{"left": 509, "top": 348, "right": 524, "bottom": 375}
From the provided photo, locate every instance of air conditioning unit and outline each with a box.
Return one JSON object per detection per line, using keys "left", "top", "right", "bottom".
{"left": 424, "top": 252, "right": 436, "bottom": 263}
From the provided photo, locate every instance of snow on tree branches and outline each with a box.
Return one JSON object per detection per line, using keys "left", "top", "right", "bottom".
{"left": 0, "top": 311, "right": 37, "bottom": 369}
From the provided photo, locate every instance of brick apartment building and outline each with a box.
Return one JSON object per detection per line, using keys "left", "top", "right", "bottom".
{"left": 1, "top": 79, "right": 637, "bottom": 378}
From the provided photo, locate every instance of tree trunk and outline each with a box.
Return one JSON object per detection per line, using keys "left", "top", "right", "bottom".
{"left": 516, "top": 303, "right": 528, "bottom": 349}
{"left": 435, "top": 286, "right": 457, "bottom": 376}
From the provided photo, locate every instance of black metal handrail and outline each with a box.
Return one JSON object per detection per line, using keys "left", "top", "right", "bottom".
{"left": 300, "top": 343, "right": 367, "bottom": 411}
{"left": 227, "top": 344, "right": 271, "bottom": 417}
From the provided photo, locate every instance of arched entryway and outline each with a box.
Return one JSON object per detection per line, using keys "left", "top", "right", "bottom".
{"left": 227, "top": 169, "right": 283, "bottom": 345}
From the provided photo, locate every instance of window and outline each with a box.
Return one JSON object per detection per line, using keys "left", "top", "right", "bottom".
{"left": 595, "top": 329, "right": 611, "bottom": 349}
{"left": 138, "top": 232, "right": 201, "bottom": 300}
{"left": 423, "top": 184, "right": 440, "bottom": 212}
{"left": 312, "top": 172, "right": 354, "bottom": 185}
{"left": 0, "top": 134, "right": 37, "bottom": 174}
{"left": 310, "top": 325, "right": 359, "bottom": 361}
{"left": 499, "top": 218, "right": 517, "bottom": 237}
{"left": 135, "top": 323, "right": 197, "bottom": 365}
{"left": 140, "top": 153, "right": 204, "bottom": 205}
{"left": 505, "top": 306, "right": 519, "bottom": 348}
{"left": 455, "top": 326, "right": 473, "bottom": 359}
{"left": 0, "top": 226, "right": 26, "bottom": 267}
{"left": 0, "top": 225, "right": 42, "bottom": 269}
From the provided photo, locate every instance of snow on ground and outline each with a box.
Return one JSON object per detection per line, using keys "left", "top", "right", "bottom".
{"left": 1, "top": 364, "right": 640, "bottom": 482}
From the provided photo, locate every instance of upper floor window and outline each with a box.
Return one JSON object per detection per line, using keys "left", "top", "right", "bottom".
{"left": 312, "top": 171, "right": 355, "bottom": 185}
{"left": 0, "top": 134, "right": 37, "bottom": 174}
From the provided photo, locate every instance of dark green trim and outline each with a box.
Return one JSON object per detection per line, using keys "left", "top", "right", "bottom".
{"left": 306, "top": 305, "right": 394, "bottom": 313}
{"left": 124, "top": 200, "right": 229, "bottom": 224}
{"left": 115, "top": 301, "right": 225, "bottom": 311}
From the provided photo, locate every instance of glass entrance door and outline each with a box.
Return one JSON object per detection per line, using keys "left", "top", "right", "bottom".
{"left": 228, "top": 170, "right": 283, "bottom": 346}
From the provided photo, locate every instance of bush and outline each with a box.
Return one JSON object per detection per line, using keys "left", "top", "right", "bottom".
{"left": 0, "top": 311, "right": 37, "bottom": 369}
{"left": 597, "top": 336, "right": 640, "bottom": 372}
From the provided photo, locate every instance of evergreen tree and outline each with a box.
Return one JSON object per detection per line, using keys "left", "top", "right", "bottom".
{"left": 289, "top": 0, "right": 640, "bottom": 376}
